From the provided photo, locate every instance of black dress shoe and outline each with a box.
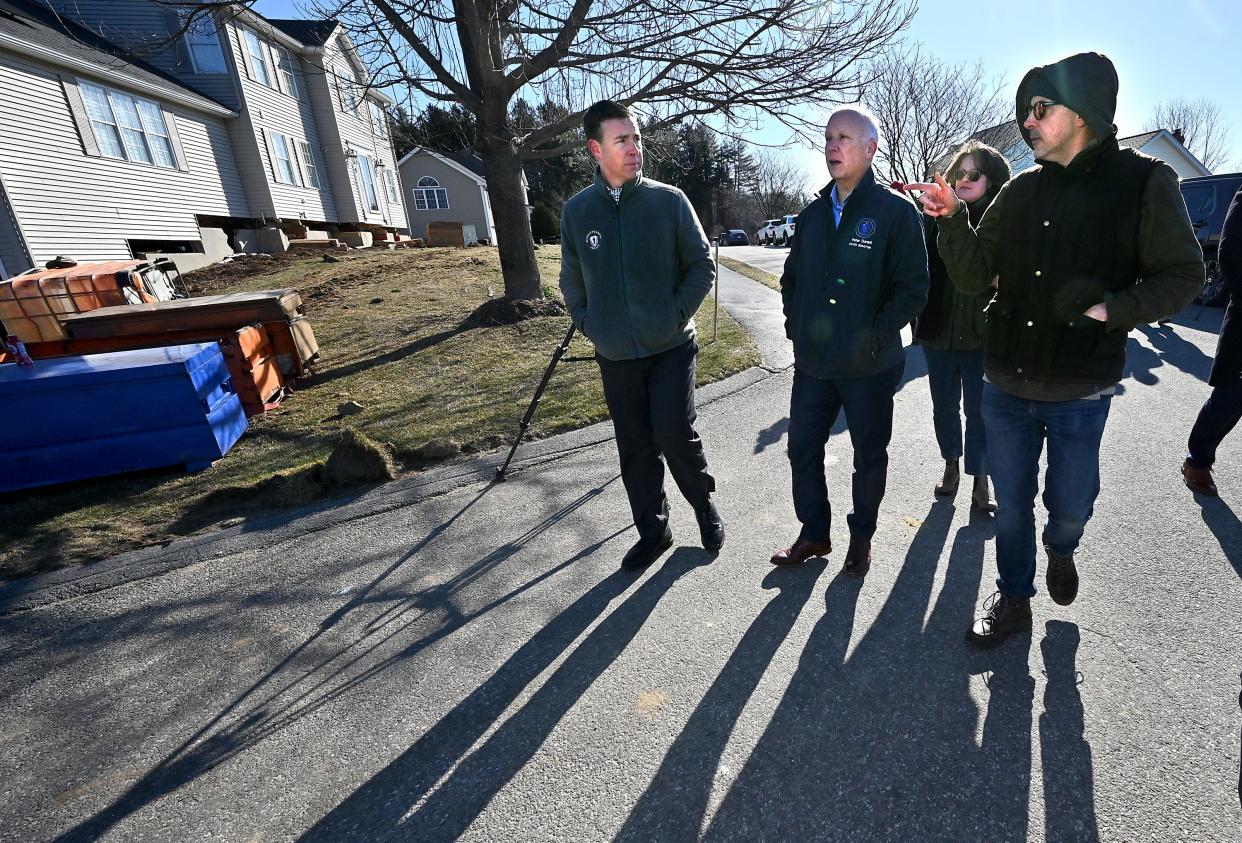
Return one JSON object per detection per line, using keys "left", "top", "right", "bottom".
{"left": 966, "top": 591, "right": 1032, "bottom": 649}
{"left": 935, "top": 459, "right": 960, "bottom": 497}
{"left": 843, "top": 537, "right": 871, "bottom": 576}
{"left": 770, "top": 537, "right": 831, "bottom": 566}
{"left": 622, "top": 528, "right": 673, "bottom": 568}
{"left": 696, "top": 501, "right": 725, "bottom": 552}
{"left": 1045, "top": 548, "right": 1078, "bottom": 606}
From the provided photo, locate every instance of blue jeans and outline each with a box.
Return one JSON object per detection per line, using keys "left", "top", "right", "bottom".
{"left": 923, "top": 347, "right": 987, "bottom": 475}
{"left": 1187, "top": 379, "right": 1242, "bottom": 469}
{"left": 787, "top": 362, "right": 903, "bottom": 542}
{"left": 982, "top": 383, "right": 1113, "bottom": 599}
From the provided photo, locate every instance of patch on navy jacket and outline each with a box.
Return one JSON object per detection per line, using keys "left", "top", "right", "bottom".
{"left": 586, "top": 230, "right": 603, "bottom": 250}
{"left": 850, "top": 217, "right": 876, "bottom": 250}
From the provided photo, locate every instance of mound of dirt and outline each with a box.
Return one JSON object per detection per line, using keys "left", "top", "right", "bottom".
{"left": 183, "top": 252, "right": 301, "bottom": 293}
{"left": 461, "top": 296, "right": 566, "bottom": 328}
{"left": 321, "top": 429, "right": 398, "bottom": 487}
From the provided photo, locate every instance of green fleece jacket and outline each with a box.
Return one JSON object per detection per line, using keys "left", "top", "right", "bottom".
{"left": 559, "top": 171, "right": 715, "bottom": 361}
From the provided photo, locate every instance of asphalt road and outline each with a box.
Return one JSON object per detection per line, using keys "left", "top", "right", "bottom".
{"left": 0, "top": 260, "right": 1239, "bottom": 841}
{"left": 719, "top": 243, "right": 791, "bottom": 278}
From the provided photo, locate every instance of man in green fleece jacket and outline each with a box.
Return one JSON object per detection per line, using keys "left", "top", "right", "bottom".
{"left": 559, "top": 100, "right": 722, "bottom": 569}
{"left": 912, "top": 52, "right": 1203, "bottom": 648}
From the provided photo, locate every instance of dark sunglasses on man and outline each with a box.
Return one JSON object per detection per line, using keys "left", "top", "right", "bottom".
{"left": 1026, "top": 100, "right": 1060, "bottom": 121}
{"left": 949, "top": 169, "right": 983, "bottom": 184}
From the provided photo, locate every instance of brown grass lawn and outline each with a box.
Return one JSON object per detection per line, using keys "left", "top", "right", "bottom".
{"left": 717, "top": 256, "right": 781, "bottom": 292}
{"left": 0, "top": 246, "right": 760, "bottom": 579}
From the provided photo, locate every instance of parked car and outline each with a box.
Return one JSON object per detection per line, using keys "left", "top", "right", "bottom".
{"left": 718, "top": 229, "right": 750, "bottom": 246}
{"left": 775, "top": 214, "right": 798, "bottom": 246}
{"left": 1181, "top": 173, "right": 1242, "bottom": 306}
{"left": 757, "top": 219, "right": 781, "bottom": 246}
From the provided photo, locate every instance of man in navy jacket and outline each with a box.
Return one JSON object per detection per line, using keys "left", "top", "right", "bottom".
{"left": 771, "top": 108, "right": 930, "bottom": 573}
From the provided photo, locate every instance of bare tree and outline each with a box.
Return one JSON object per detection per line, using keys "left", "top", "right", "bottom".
{"left": 752, "top": 150, "right": 810, "bottom": 219}
{"left": 1146, "top": 97, "right": 1233, "bottom": 173}
{"left": 294, "top": 0, "right": 915, "bottom": 302}
{"left": 862, "top": 47, "right": 1009, "bottom": 186}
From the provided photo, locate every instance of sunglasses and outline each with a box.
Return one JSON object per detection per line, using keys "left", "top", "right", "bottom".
{"left": 1026, "top": 100, "right": 1060, "bottom": 121}
{"left": 949, "top": 169, "right": 983, "bottom": 184}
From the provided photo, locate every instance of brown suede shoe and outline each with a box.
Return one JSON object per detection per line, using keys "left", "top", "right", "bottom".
{"left": 843, "top": 537, "right": 871, "bottom": 576}
{"left": 770, "top": 537, "right": 831, "bottom": 566}
{"left": 1182, "top": 460, "right": 1218, "bottom": 496}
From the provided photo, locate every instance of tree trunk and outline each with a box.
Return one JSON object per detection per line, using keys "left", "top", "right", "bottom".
{"left": 479, "top": 136, "right": 542, "bottom": 300}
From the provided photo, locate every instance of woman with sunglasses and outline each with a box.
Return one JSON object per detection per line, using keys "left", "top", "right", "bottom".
{"left": 914, "top": 140, "right": 1010, "bottom": 511}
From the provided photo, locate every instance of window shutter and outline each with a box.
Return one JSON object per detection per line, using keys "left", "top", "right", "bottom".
{"left": 260, "top": 127, "right": 278, "bottom": 180}
{"left": 58, "top": 76, "right": 100, "bottom": 157}
{"left": 162, "top": 107, "right": 188, "bottom": 172}
{"left": 238, "top": 27, "right": 254, "bottom": 80}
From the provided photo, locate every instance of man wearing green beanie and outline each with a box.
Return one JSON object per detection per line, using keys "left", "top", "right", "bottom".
{"left": 911, "top": 52, "right": 1203, "bottom": 648}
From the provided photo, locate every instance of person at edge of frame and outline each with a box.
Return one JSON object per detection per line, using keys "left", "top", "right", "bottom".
{"left": 915, "top": 140, "right": 1011, "bottom": 514}
{"left": 770, "top": 106, "right": 930, "bottom": 576}
{"left": 558, "top": 99, "right": 724, "bottom": 569}
{"left": 1182, "top": 184, "right": 1242, "bottom": 496}
{"left": 909, "top": 52, "right": 1203, "bottom": 649}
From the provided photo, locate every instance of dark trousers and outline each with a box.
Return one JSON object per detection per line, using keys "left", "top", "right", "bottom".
{"left": 923, "top": 346, "right": 988, "bottom": 475}
{"left": 1187, "top": 380, "right": 1242, "bottom": 469}
{"left": 786, "top": 362, "right": 903, "bottom": 542}
{"left": 597, "top": 340, "right": 715, "bottom": 540}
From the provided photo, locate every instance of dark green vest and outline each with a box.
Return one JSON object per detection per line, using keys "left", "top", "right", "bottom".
{"left": 986, "top": 140, "right": 1157, "bottom": 389}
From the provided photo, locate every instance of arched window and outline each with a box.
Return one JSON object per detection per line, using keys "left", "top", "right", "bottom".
{"left": 412, "top": 175, "right": 449, "bottom": 210}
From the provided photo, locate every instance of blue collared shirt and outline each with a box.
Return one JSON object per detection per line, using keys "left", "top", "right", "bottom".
{"left": 830, "top": 185, "right": 847, "bottom": 227}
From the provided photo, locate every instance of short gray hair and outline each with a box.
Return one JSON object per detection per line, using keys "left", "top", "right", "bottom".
{"left": 827, "top": 107, "right": 880, "bottom": 145}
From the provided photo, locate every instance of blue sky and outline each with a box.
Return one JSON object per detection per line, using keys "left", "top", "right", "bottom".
{"left": 255, "top": 0, "right": 1242, "bottom": 187}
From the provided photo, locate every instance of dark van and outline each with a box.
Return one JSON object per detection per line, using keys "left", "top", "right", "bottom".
{"left": 1180, "top": 173, "right": 1242, "bottom": 305}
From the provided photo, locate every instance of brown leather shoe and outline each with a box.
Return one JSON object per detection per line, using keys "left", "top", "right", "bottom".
{"left": 1182, "top": 460, "right": 1218, "bottom": 496}
{"left": 770, "top": 537, "right": 831, "bottom": 566}
{"left": 843, "top": 536, "right": 871, "bottom": 576}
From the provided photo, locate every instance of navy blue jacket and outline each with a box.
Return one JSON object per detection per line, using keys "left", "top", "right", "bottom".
{"left": 781, "top": 169, "right": 929, "bottom": 379}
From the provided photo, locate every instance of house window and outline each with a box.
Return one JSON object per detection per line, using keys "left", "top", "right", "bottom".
{"left": 270, "top": 132, "right": 299, "bottom": 185}
{"left": 382, "top": 168, "right": 398, "bottom": 202}
{"left": 336, "top": 64, "right": 357, "bottom": 112}
{"left": 299, "top": 140, "right": 320, "bottom": 189}
{"left": 412, "top": 176, "right": 450, "bottom": 210}
{"left": 276, "top": 46, "right": 299, "bottom": 98}
{"left": 357, "top": 154, "right": 380, "bottom": 211}
{"left": 179, "top": 10, "right": 227, "bottom": 74}
{"left": 244, "top": 28, "right": 272, "bottom": 87}
{"left": 80, "top": 81, "right": 177, "bottom": 168}
{"left": 369, "top": 101, "right": 386, "bottom": 136}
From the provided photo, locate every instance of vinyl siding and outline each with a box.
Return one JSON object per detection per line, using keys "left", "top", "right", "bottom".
{"left": 1140, "top": 135, "right": 1211, "bottom": 179}
{"left": 398, "top": 155, "right": 491, "bottom": 241}
{"left": 226, "top": 22, "right": 335, "bottom": 223}
{"left": 0, "top": 52, "right": 249, "bottom": 264}
{"left": 303, "top": 39, "right": 406, "bottom": 229}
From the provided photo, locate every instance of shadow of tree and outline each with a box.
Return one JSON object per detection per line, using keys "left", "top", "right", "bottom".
{"left": 300, "top": 547, "right": 714, "bottom": 841}
{"left": 54, "top": 476, "right": 622, "bottom": 842}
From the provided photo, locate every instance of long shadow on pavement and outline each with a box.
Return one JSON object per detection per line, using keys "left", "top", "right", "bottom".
{"left": 1040, "top": 620, "right": 1100, "bottom": 842}
{"left": 54, "top": 477, "right": 622, "bottom": 842}
{"left": 1193, "top": 496, "right": 1242, "bottom": 579}
{"left": 700, "top": 500, "right": 1040, "bottom": 840}
{"left": 1136, "top": 323, "right": 1214, "bottom": 382}
{"left": 616, "top": 559, "right": 828, "bottom": 840}
{"left": 301, "top": 547, "right": 714, "bottom": 841}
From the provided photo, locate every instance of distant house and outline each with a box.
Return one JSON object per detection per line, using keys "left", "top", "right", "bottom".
{"left": 397, "top": 147, "right": 531, "bottom": 245}
{"left": 930, "top": 121, "right": 1212, "bottom": 180}
{"left": 0, "top": 0, "right": 407, "bottom": 275}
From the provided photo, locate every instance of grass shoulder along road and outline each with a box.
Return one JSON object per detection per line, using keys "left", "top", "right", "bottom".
{"left": 1, "top": 246, "right": 760, "bottom": 580}
{"left": 717, "top": 256, "right": 781, "bottom": 292}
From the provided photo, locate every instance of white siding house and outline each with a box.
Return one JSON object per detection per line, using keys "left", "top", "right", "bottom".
{"left": 0, "top": 0, "right": 409, "bottom": 274}
{"left": 0, "top": 0, "right": 248, "bottom": 270}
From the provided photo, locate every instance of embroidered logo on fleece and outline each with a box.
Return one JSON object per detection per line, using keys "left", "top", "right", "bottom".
{"left": 586, "top": 230, "right": 603, "bottom": 250}
{"left": 849, "top": 218, "right": 876, "bottom": 251}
